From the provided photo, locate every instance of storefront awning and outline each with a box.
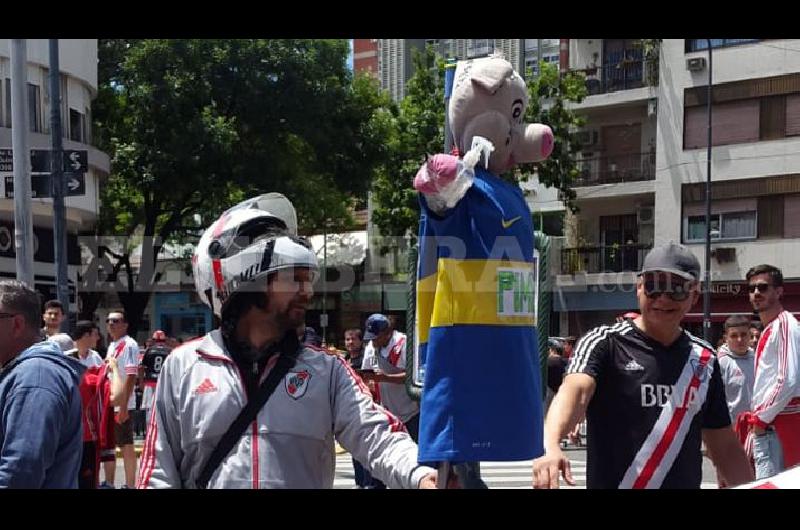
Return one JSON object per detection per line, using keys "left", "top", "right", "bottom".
{"left": 684, "top": 281, "right": 800, "bottom": 322}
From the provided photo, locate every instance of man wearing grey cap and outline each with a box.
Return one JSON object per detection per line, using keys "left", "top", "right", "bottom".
{"left": 532, "top": 242, "right": 754, "bottom": 489}
{"left": 360, "top": 314, "right": 420, "bottom": 442}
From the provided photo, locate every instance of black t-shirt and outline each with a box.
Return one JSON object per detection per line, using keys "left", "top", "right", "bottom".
{"left": 566, "top": 320, "right": 731, "bottom": 489}
{"left": 141, "top": 344, "right": 172, "bottom": 383}
{"left": 348, "top": 352, "right": 364, "bottom": 371}
{"left": 547, "top": 355, "right": 567, "bottom": 393}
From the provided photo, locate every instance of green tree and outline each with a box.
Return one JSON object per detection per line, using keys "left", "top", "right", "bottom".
{"left": 520, "top": 61, "right": 588, "bottom": 212}
{"left": 88, "top": 39, "right": 392, "bottom": 333}
{"left": 370, "top": 46, "right": 444, "bottom": 237}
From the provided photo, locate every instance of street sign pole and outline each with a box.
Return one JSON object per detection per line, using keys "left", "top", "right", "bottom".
{"left": 49, "top": 39, "right": 70, "bottom": 331}
{"left": 10, "top": 39, "right": 34, "bottom": 287}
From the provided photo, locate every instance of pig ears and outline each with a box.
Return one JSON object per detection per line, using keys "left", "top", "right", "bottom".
{"left": 470, "top": 60, "right": 513, "bottom": 94}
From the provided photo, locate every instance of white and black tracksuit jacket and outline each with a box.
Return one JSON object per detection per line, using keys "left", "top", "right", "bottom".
{"left": 137, "top": 329, "right": 433, "bottom": 488}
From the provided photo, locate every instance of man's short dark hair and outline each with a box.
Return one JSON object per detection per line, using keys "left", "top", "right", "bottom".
{"left": 746, "top": 264, "right": 783, "bottom": 287}
{"left": 547, "top": 338, "right": 564, "bottom": 354}
{"left": 109, "top": 308, "right": 127, "bottom": 322}
{"left": 71, "top": 320, "right": 98, "bottom": 342}
{"left": 724, "top": 315, "right": 751, "bottom": 331}
{"left": 344, "top": 328, "right": 362, "bottom": 341}
{"left": 44, "top": 299, "right": 64, "bottom": 313}
{"left": 749, "top": 321, "right": 763, "bottom": 331}
{"left": 0, "top": 281, "right": 43, "bottom": 331}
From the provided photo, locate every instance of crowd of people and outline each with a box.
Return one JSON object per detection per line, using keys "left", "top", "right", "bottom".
{"left": 1, "top": 191, "right": 798, "bottom": 490}
{"left": 0, "top": 290, "right": 180, "bottom": 488}
{"left": 533, "top": 246, "right": 799, "bottom": 489}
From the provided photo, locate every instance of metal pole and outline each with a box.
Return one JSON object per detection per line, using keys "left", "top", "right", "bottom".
{"left": 49, "top": 39, "right": 70, "bottom": 333}
{"left": 10, "top": 39, "right": 34, "bottom": 287}
{"left": 443, "top": 59, "right": 457, "bottom": 153}
{"left": 703, "top": 40, "right": 713, "bottom": 343}
{"left": 322, "top": 222, "right": 327, "bottom": 345}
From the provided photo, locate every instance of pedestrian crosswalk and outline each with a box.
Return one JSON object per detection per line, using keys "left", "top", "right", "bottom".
{"left": 333, "top": 454, "right": 588, "bottom": 489}
{"left": 334, "top": 454, "right": 720, "bottom": 489}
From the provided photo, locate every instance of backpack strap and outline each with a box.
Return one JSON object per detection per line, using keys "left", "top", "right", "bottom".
{"left": 196, "top": 352, "right": 297, "bottom": 489}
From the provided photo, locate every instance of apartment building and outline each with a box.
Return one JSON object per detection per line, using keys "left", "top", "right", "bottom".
{"left": 556, "top": 39, "right": 800, "bottom": 344}
{"left": 368, "top": 38, "right": 553, "bottom": 103}
{"left": 0, "top": 39, "right": 110, "bottom": 311}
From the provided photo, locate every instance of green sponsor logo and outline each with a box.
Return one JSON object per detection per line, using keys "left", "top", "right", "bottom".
{"left": 497, "top": 268, "right": 535, "bottom": 316}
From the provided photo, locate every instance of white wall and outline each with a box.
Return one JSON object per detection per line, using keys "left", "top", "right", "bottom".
{"left": 0, "top": 39, "right": 107, "bottom": 231}
{"left": 688, "top": 239, "right": 800, "bottom": 281}
{"left": 684, "top": 40, "right": 800, "bottom": 88}
{"left": 655, "top": 39, "right": 800, "bottom": 255}
{"left": 521, "top": 174, "right": 563, "bottom": 213}
{"left": 0, "top": 39, "right": 97, "bottom": 93}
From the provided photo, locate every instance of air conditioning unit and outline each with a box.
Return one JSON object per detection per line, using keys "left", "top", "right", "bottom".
{"left": 686, "top": 57, "right": 706, "bottom": 72}
{"left": 575, "top": 130, "right": 598, "bottom": 147}
{"left": 637, "top": 206, "right": 655, "bottom": 225}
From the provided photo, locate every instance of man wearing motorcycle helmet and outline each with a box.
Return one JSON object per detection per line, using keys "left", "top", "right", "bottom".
{"left": 137, "top": 194, "right": 436, "bottom": 489}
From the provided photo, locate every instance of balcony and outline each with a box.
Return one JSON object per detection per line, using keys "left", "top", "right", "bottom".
{"left": 573, "top": 151, "right": 655, "bottom": 187}
{"left": 574, "top": 58, "right": 657, "bottom": 95}
{"left": 561, "top": 244, "right": 652, "bottom": 274}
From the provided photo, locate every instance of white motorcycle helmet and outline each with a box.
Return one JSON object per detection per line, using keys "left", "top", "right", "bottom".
{"left": 193, "top": 194, "right": 318, "bottom": 317}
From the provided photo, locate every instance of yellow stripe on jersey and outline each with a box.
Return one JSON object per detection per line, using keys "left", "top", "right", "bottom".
{"left": 415, "top": 273, "right": 437, "bottom": 344}
{"left": 428, "top": 258, "right": 536, "bottom": 328}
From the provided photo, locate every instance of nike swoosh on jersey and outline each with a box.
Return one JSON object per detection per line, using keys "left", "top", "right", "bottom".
{"left": 501, "top": 216, "right": 522, "bottom": 229}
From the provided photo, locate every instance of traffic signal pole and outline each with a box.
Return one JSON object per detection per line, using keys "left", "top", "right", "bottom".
{"left": 49, "top": 39, "right": 70, "bottom": 332}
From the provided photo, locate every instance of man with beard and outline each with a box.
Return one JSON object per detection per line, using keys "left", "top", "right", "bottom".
{"left": 740, "top": 264, "right": 800, "bottom": 479}
{"left": 137, "top": 195, "right": 436, "bottom": 489}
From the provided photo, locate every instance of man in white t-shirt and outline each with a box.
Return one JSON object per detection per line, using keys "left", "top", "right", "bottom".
{"left": 65, "top": 321, "right": 104, "bottom": 368}
{"left": 360, "top": 314, "right": 419, "bottom": 442}
{"left": 101, "top": 310, "right": 140, "bottom": 489}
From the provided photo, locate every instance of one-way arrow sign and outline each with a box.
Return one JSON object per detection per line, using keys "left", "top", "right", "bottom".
{"left": 0, "top": 149, "right": 88, "bottom": 173}
{"left": 4, "top": 173, "right": 85, "bottom": 198}
{"left": 66, "top": 150, "right": 88, "bottom": 172}
{"left": 64, "top": 172, "right": 85, "bottom": 194}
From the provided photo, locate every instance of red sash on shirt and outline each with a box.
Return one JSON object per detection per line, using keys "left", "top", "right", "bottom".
{"left": 387, "top": 338, "right": 406, "bottom": 367}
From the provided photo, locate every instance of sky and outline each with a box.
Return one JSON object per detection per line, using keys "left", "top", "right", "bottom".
{"left": 347, "top": 39, "right": 353, "bottom": 71}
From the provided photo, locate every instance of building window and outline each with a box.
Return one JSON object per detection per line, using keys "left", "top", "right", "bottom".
{"left": 786, "top": 94, "right": 800, "bottom": 136}
{"left": 761, "top": 95, "right": 787, "bottom": 140}
{"left": 69, "top": 108, "right": 85, "bottom": 143}
{"left": 84, "top": 106, "right": 92, "bottom": 144}
{"left": 27, "top": 83, "right": 41, "bottom": 133}
{"left": 684, "top": 99, "right": 760, "bottom": 149}
{"left": 785, "top": 195, "right": 800, "bottom": 238}
{"left": 760, "top": 195, "right": 785, "bottom": 238}
{"left": 686, "top": 39, "right": 760, "bottom": 52}
{"left": 535, "top": 211, "right": 564, "bottom": 237}
{"left": 685, "top": 91, "right": 800, "bottom": 149}
{"left": 684, "top": 211, "right": 757, "bottom": 242}
{"left": 468, "top": 39, "right": 492, "bottom": 58}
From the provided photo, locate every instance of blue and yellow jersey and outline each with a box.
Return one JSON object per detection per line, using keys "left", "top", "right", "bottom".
{"left": 416, "top": 167, "right": 544, "bottom": 463}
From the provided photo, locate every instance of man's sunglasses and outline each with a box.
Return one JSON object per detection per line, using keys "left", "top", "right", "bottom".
{"left": 106, "top": 318, "right": 122, "bottom": 324}
{"left": 0, "top": 312, "right": 19, "bottom": 319}
{"left": 748, "top": 283, "right": 771, "bottom": 294}
{"left": 643, "top": 279, "right": 693, "bottom": 302}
